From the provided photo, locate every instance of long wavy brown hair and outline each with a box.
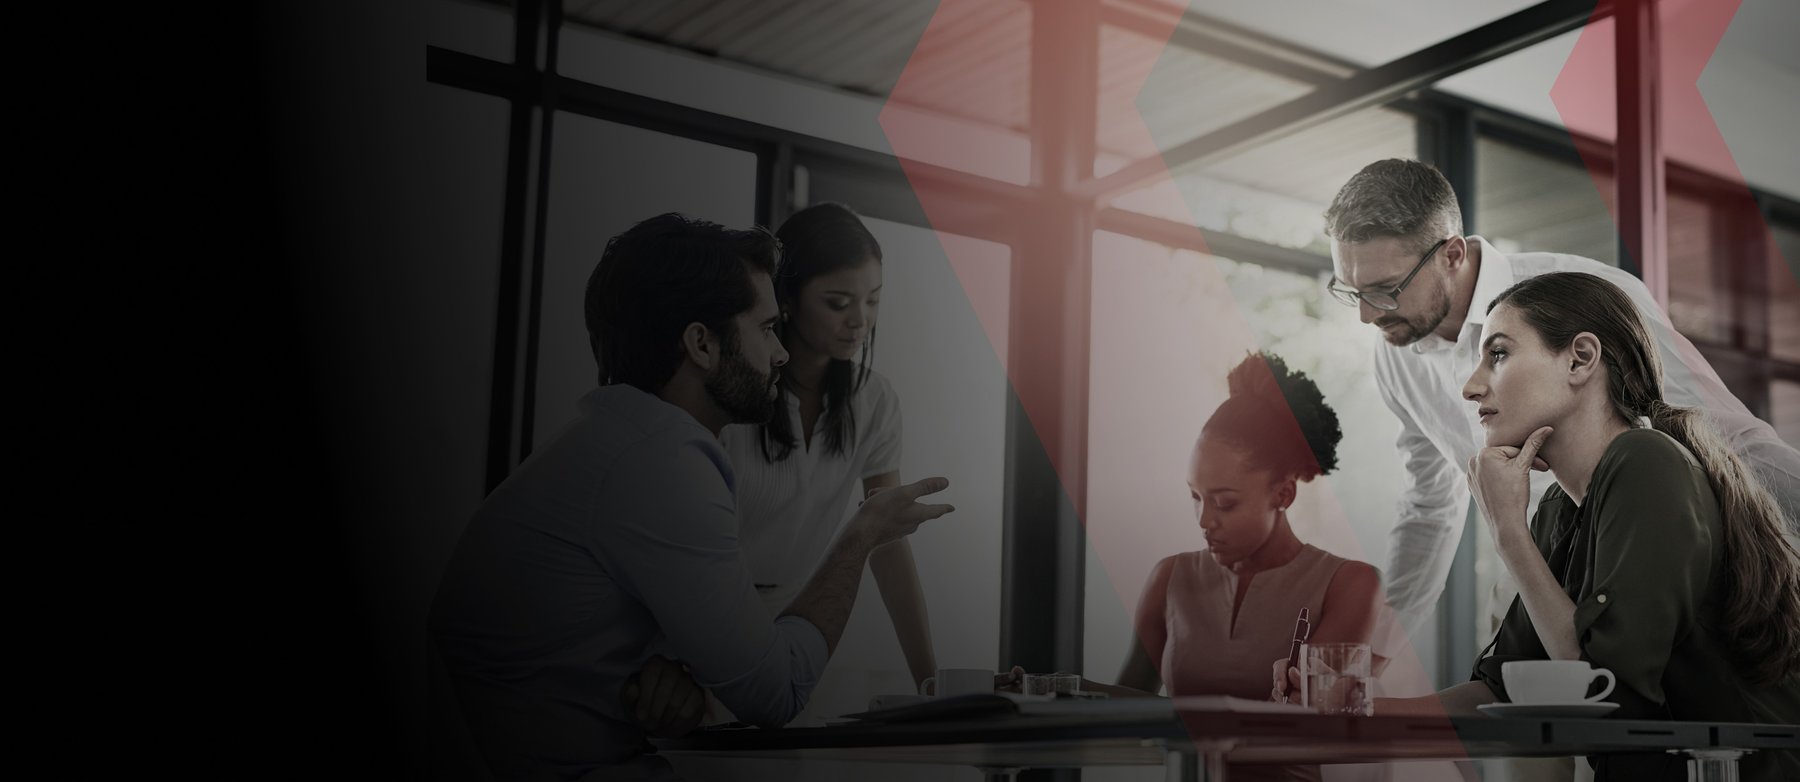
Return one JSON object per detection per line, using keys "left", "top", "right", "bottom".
{"left": 1491, "top": 271, "right": 1800, "bottom": 684}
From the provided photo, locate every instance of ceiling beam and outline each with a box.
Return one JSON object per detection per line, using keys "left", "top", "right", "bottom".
{"left": 1082, "top": 0, "right": 1612, "bottom": 205}
{"left": 1101, "top": 0, "right": 1355, "bottom": 86}
{"left": 425, "top": 45, "right": 1038, "bottom": 215}
{"left": 1095, "top": 208, "right": 1332, "bottom": 278}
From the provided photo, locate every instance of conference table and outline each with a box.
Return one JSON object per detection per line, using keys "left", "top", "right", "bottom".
{"left": 653, "top": 696, "right": 1800, "bottom": 781}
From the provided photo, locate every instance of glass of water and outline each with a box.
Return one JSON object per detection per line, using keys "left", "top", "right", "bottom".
{"left": 1304, "top": 642, "right": 1372, "bottom": 716}
{"left": 1022, "top": 672, "right": 1083, "bottom": 696}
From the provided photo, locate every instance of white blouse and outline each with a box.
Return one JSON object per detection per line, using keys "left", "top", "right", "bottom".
{"left": 719, "top": 368, "right": 903, "bottom": 614}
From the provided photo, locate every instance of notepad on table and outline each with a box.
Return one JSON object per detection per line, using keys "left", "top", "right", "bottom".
{"left": 842, "top": 693, "right": 1312, "bottom": 723}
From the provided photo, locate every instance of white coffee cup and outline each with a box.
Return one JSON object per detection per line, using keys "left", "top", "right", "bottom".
{"left": 1502, "top": 660, "right": 1616, "bottom": 704}
{"left": 919, "top": 667, "right": 995, "bottom": 697}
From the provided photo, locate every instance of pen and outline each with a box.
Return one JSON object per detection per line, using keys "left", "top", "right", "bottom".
{"left": 1284, "top": 607, "right": 1311, "bottom": 701}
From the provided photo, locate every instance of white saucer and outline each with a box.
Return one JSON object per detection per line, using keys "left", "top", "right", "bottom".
{"left": 1477, "top": 701, "right": 1620, "bottom": 719}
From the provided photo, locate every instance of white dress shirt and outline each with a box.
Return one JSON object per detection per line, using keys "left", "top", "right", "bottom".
{"left": 1374, "top": 236, "right": 1800, "bottom": 637}
{"left": 719, "top": 368, "right": 903, "bottom": 615}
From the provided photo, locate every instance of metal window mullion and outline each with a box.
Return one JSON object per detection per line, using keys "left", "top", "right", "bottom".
{"left": 1420, "top": 105, "right": 1482, "bottom": 690}
{"left": 484, "top": 0, "right": 549, "bottom": 493}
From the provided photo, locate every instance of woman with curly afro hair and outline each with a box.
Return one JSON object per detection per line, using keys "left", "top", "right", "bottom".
{"left": 1061, "top": 352, "right": 1381, "bottom": 782}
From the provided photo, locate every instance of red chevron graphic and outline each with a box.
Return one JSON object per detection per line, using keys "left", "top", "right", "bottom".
{"left": 1551, "top": 0, "right": 1792, "bottom": 305}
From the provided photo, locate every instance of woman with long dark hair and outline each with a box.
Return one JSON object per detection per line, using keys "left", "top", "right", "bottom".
{"left": 719, "top": 202, "right": 938, "bottom": 696}
{"left": 1372, "top": 272, "right": 1800, "bottom": 781}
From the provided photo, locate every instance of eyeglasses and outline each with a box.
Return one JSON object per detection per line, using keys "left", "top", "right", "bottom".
{"left": 1326, "top": 238, "right": 1450, "bottom": 311}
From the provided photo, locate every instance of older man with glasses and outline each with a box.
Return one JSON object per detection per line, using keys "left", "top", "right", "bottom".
{"left": 1323, "top": 161, "right": 1800, "bottom": 731}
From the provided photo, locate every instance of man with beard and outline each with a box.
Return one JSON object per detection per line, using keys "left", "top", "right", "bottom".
{"left": 1324, "top": 158, "right": 1800, "bottom": 649}
{"left": 428, "top": 213, "right": 954, "bottom": 781}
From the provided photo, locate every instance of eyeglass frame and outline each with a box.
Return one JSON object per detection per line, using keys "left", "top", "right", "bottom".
{"left": 1326, "top": 237, "right": 1452, "bottom": 311}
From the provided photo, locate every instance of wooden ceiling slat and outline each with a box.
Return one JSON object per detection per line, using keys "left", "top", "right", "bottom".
{"left": 757, "top": 0, "right": 881, "bottom": 76}
{"left": 803, "top": 1, "right": 938, "bottom": 95}
{"left": 662, "top": 0, "right": 759, "bottom": 46}
{"left": 717, "top": 0, "right": 838, "bottom": 58}
{"left": 636, "top": 0, "right": 720, "bottom": 37}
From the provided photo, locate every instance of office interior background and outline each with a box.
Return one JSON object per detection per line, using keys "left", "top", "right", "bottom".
{"left": 216, "top": 0, "right": 1800, "bottom": 777}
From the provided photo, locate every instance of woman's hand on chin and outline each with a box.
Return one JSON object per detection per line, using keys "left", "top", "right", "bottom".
{"left": 1468, "top": 425, "right": 1553, "bottom": 550}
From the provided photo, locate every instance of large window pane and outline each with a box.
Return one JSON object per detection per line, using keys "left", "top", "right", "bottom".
{"left": 1115, "top": 109, "right": 1419, "bottom": 254}
{"left": 535, "top": 115, "right": 757, "bottom": 445}
{"left": 1475, "top": 136, "right": 1618, "bottom": 266}
{"left": 1476, "top": 139, "right": 1743, "bottom": 347}
{"left": 1666, "top": 189, "right": 1730, "bottom": 344}
{"left": 1099, "top": 21, "right": 1313, "bottom": 177}
{"left": 1773, "top": 379, "right": 1800, "bottom": 448}
{"left": 1769, "top": 222, "right": 1800, "bottom": 364}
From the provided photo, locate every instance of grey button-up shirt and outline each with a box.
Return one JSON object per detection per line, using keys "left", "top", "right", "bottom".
{"left": 430, "top": 384, "right": 828, "bottom": 779}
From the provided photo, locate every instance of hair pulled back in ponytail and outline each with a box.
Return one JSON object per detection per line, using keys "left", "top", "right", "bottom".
{"left": 1490, "top": 272, "right": 1800, "bottom": 685}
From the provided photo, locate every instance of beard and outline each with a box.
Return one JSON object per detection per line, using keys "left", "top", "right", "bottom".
{"left": 706, "top": 335, "right": 777, "bottom": 424}
{"left": 1374, "top": 285, "right": 1453, "bottom": 346}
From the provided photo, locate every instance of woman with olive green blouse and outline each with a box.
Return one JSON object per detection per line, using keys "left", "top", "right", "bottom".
{"left": 1473, "top": 429, "right": 1800, "bottom": 780}
{"left": 1372, "top": 273, "right": 1800, "bottom": 782}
